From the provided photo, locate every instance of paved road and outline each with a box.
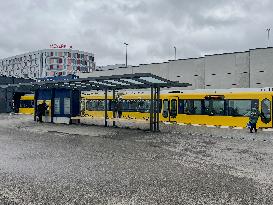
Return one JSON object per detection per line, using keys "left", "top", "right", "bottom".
{"left": 0, "top": 114, "right": 273, "bottom": 204}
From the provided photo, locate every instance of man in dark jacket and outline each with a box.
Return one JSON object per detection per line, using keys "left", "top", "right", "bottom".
{"left": 249, "top": 108, "right": 260, "bottom": 133}
{"left": 116, "top": 100, "right": 123, "bottom": 118}
{"left": 37, "top": 100, "right": 48, "bottom": 122}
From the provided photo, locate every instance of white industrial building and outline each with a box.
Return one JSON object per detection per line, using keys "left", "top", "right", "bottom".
{"left": 79, "top": 47, "right": 273, "bottom": 89}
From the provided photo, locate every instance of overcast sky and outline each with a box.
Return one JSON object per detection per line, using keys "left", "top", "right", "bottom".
{"left": 0, "top": 0, "right": 272, "bottom": 66}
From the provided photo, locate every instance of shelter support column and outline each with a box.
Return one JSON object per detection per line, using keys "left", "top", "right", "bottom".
{"left": 34, "top": 90, "right": 38, "bottom": 121}
{"left": 153, "top": 87, "right": 157, "bottom": 132}
{"left": 150, "top": 87, "right": 154, "bottom": 131}
{"left": 112, "top": 89, "right": 116, "bottom": 127}
{"left": 104, "top": 89, "right": 108, "bottom": 127}
{"left": 153, "top": 87, "right": 160, "bottom": 132}
{"left": 150, "top": 86, "right": 160, "bottom": 132}
{"left": 51, "top": 88, "right": 55, "bottom": 123}
{"left": 156, "top": 87, "right": 160, "bottom": 131}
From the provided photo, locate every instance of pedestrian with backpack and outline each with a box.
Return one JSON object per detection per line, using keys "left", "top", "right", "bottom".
{"left": 248, "top": 108, "right": 260, "bottom": 133}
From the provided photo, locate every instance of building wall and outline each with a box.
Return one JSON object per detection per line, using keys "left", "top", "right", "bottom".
{"left": 2, "top": 47, "right": 273, "bottom": 88}
{"left": 136, "top": 62, "right": 170, "bottom": 80}
{"left": 43, "top": 49, "right": 95, "bottom": 78}
{"left": 250, "top": 48, "right": 273, "bottom": 88}
{"left": 0, "top": 49, "right": 95, "bottom": 80}
{"left": 167, "top": 58, "right": 205, "bottom": 90}
{"left": 80, "top": 59, "right": 205, "bottom": 90}
{"left": 0, "top": 51, "right": 41, "bottom": 79}
{"left": 95, "top": 64, "right": 126, "bottom": 71}
{"left": 80, "top": 47, "right": 273, "bottom": 89}
{"left": 204, "top": 52, "right": 249, "bottom": 89}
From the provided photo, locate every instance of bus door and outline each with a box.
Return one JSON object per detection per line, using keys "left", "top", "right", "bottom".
{"left": 162, "top": 99, "right": 169, "bottom": 120}
{"left": 170, "top": 97, "right": 178, "bottom": 122}
{"left": 261, "top": 98, "right": 272, "bottom": 127}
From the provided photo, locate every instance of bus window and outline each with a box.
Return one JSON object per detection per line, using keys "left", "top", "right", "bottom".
{"left": 170, "top": 99, "right": 177, "bottom": 117}
{"left": 128, "top": 100, "right": 138, "bottom": 111}
{"left": 184, "top": 100, "right": 193, "bottom": 114}
{"left": 251, "top": 100, "right": 259, "bottom": 110}
{"left": 80, "top": 100, "right": 85, "bottom": 114}
{"left": 204, "top": 100, "right": 224, "bottom": 116}
{"left": 158, "top": 99, "right": 162, "bottom": 113}
{"left": 97, "top": 100, "right": 105, "bottom": 110}
{"left": 184, "top": 100, "right": 202, "bottom": 115}
{"left": 20, "top": 100, "right": 34, "bottom": 108}
{"left": 162, "top": 99, "right": 169, "bottom": 118}
{"left": 142, "top": 100, "right": 151, "bottom": 112}
{"left": 122, "top": 100, "right": 129, "bottom": 111}
{"left": 178, "top": 99, "right": 184, "bottom": 114}
{"left": 213, "top": 100, "right": 225, "bottom": 115}
{"left": 193, "top": 100, "right": 202, "bottom": 114}
{"left": 204, "top": 100, "right": 211, "bottom": 115}
{"left": 86, "top": 100, "right": 111, "bottom": 111}
{"left": 227, "top": 99, "right": 258, "bottom": 117}
{"left": 138, "top": 100, "right": 145, "bottom": 112}
{"left": 261, "top": 98, "right": 271, "bottom": 123}
{"left": 86, "top": 100, "right": 97, "bottom": 111}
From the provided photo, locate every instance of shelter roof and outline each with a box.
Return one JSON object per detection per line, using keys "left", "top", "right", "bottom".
{"left": 8, "top": 73, "right": 191, "bottom": 91}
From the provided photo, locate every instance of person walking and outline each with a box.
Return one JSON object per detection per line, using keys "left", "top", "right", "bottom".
{"left": 248, "top": 108, "right": 260, "bottom": 133}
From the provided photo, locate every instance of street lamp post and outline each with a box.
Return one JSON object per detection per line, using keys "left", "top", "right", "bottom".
{"left": 174, "top": 46, "right": 177, "bottom": 60}
{"left": 124, "top": 42, "right": 128, "bottom": 67}
{"left": 266, "top": 28, "right": 271, "bottom": 47}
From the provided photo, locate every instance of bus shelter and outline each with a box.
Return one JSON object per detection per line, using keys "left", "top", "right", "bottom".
{"left": 9, "top": 73, "right": 190, "bottom": 132}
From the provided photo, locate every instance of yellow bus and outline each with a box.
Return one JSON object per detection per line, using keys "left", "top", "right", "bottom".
{"left": 161, "top": 91, "right": 272, "bottom": 128}
{"left": 18, "top": 95, "right": 35, "bottom": 115}
{"left": 19, "top": 95, "right": 51, "bottom": 116}
{"left": 90, "top": 90, "right": 271, "bottom": 128}
{"left": 20, "top": 90, "right": 273, "bottom": 128}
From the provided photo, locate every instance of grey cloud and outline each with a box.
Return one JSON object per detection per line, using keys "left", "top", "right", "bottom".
{"left": 0, "top": 0, "right": 273, "bottom": 66}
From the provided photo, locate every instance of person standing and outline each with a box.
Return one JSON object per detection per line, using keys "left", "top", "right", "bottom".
{"left": 249, "top": 108, "right": 260, "bottom": 133}
{"left": 116, "top": 99, "right": 123, "bottom": 118}
{"left": 37, "top": 100, "right": 48, "bottom": 123}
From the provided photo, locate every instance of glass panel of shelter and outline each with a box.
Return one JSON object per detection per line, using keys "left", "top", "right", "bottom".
{"left": 84, "top": 99, "right": 161, "bottom": 113}
{"left": 139, "top": 77, "right": 166, "bottom": 84}
{"left": 121, "top": 79, "right": 144, "bottom": 85}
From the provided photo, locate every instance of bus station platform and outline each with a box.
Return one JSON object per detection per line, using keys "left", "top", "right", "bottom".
{"left": 8, "top": 73, "right": 190, "bottom": 132}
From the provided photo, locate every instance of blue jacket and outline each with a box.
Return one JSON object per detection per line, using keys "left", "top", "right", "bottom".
{"left": 249, "top": 110, "right": 260, "bottom": 124}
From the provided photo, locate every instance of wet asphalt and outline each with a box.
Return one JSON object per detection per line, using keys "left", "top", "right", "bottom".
{"left": 0, "top": 114, "right": 273, "bottom": 204}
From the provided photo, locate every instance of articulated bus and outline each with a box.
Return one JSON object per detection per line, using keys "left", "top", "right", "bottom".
{"left": 19, "top": 89, "right": 273, "bottom": 128}
{"left": 80, "top": 90, "right": 272, "bottom": 128}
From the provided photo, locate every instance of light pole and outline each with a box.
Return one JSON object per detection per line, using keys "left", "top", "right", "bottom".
{"left": 124, "top": 42, "right": 128, "bottom": 67}
{"left": 266, "top": 28, "right": 271, "bottom": 47}
{"left": 174, "top": 46, "right": 177, "bottom": 60}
